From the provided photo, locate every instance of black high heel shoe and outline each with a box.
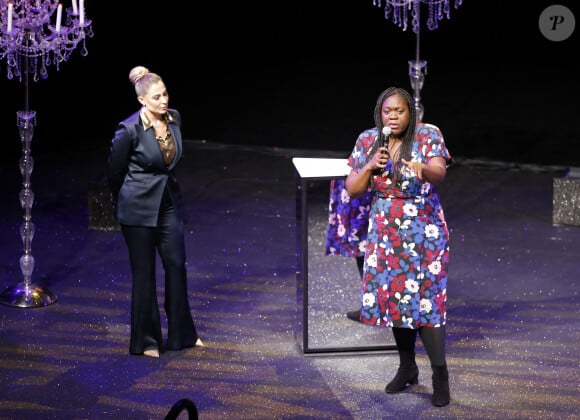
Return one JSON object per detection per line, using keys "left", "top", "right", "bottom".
{"left": 385, "top": 365, "right": 419, "bottom": 393}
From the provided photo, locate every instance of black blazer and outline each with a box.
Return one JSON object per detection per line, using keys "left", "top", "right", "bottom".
{"left": 106, "top": 108, "right": 184, "bottom": 227}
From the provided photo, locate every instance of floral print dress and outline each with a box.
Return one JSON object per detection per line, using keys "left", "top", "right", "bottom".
{"left": 325, "top": 179, "right": 371, "bottom": 258}
{"left": 348, "top": 123, "right": 452, "bottom": 329}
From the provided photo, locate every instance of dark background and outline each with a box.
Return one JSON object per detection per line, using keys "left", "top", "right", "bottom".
{"left": 1, "top": 1, "right": 578, "bottom": 166}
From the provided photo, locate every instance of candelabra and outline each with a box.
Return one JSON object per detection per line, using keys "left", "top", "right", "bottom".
{"left": 0, "top": 0, "right": 93, "bottom": 307}
{"left": 373, "top": 0, "right": 462, "bottom": 121}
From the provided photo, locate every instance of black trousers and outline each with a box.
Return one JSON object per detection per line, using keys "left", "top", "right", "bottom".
{"left": 121, "top": 190, "right": 198, "bottom": 354}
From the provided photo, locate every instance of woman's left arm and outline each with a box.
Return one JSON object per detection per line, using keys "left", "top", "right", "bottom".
{"left": 401, "top": 156, "right": 447, "bottom": 185}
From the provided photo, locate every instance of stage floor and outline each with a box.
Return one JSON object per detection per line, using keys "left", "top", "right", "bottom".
{"left": 0, "top": 140, "right": 578, "bottom": 419}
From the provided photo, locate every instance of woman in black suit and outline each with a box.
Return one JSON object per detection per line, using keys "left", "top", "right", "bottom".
{"left": 107, "top": 65, "right": 203, "bottom": 358}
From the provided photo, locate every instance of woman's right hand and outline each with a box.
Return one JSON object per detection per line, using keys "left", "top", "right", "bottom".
{"left": 368, "top": 146, "right": 389, "bottom": 171}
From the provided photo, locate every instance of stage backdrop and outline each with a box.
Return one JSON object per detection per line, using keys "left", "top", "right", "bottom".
{"left": 0, "top": 1, "right": 577, "bottom": 167}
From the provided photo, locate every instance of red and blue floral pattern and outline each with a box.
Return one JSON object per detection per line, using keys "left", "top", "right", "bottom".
{"left": 325, "top": 179, "right": 371, "bottom": 257}
{"left": 348, "top": 123, "right": 452, "bottom": 329}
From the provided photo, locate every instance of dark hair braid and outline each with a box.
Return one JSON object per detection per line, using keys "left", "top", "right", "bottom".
{"left": 373, "top": 87, "right": 417, "bottom": 180}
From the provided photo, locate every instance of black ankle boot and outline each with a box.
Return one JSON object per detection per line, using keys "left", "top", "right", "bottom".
{"left": 385, "top": 364, "right": 419, "bottom": 393}
{"left": 431, "top": 364, "right": 450, "bottom": 407}
{"left": 346, "top": 310, "right": 361, "bottom": 321}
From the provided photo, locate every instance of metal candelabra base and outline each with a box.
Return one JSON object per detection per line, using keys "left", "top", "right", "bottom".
{"left": 0, "top": 283, "right": 57, "bottom": 308}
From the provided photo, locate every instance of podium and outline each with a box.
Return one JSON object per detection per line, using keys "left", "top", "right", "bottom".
{"left": 292, "top": 157, "right": 396, "bottom": 355}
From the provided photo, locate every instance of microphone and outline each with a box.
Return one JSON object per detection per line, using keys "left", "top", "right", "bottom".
{"left": 382, "top": 126, "right": 392, "bottom": 149}
{"left": 379, "top": 126, "right": 392, "bottom": 175}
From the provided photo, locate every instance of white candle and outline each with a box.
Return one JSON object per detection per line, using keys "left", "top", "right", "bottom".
{"left": 55, "top": 3, "right": 62, "bottom": 32}
{"left": 79, "top": 0, "right": 84, "bottom": 25}
{"left": 72, "top": 0, "right": 78, "bottom": 15}
{"left": 7, "top": 3, "right": 13, "bottom": 33}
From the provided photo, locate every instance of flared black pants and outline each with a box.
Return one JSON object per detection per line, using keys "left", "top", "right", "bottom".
{"left": 121, "top": 189, "right": 198, "bottom": 354}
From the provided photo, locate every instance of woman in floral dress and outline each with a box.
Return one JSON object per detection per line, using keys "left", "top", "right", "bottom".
{"left": 345, "top": 87, "right": 452, "bottom": 407}
{"left": 325, "top": 179, "right": 371, "bottom": 321}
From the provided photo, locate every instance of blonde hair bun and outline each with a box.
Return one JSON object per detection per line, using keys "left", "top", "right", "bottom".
{"left": 129, "top": 66, "right": 150, "bottom": 86}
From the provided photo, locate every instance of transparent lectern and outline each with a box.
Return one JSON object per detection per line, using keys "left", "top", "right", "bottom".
{"left": 292, "top": 157, "right": 396, "bottom": 355}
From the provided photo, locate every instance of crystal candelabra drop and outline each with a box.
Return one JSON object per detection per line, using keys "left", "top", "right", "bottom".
{"left": 0, "top": 0, "right": 93, "bottom": 307}
{"left": 373, "top": 0, "right": 462, "bottom": 121}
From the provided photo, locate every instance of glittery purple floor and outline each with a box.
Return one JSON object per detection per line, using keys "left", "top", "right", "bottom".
{"left": 0, "top": 141, "right": 579, "bottom": 419}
